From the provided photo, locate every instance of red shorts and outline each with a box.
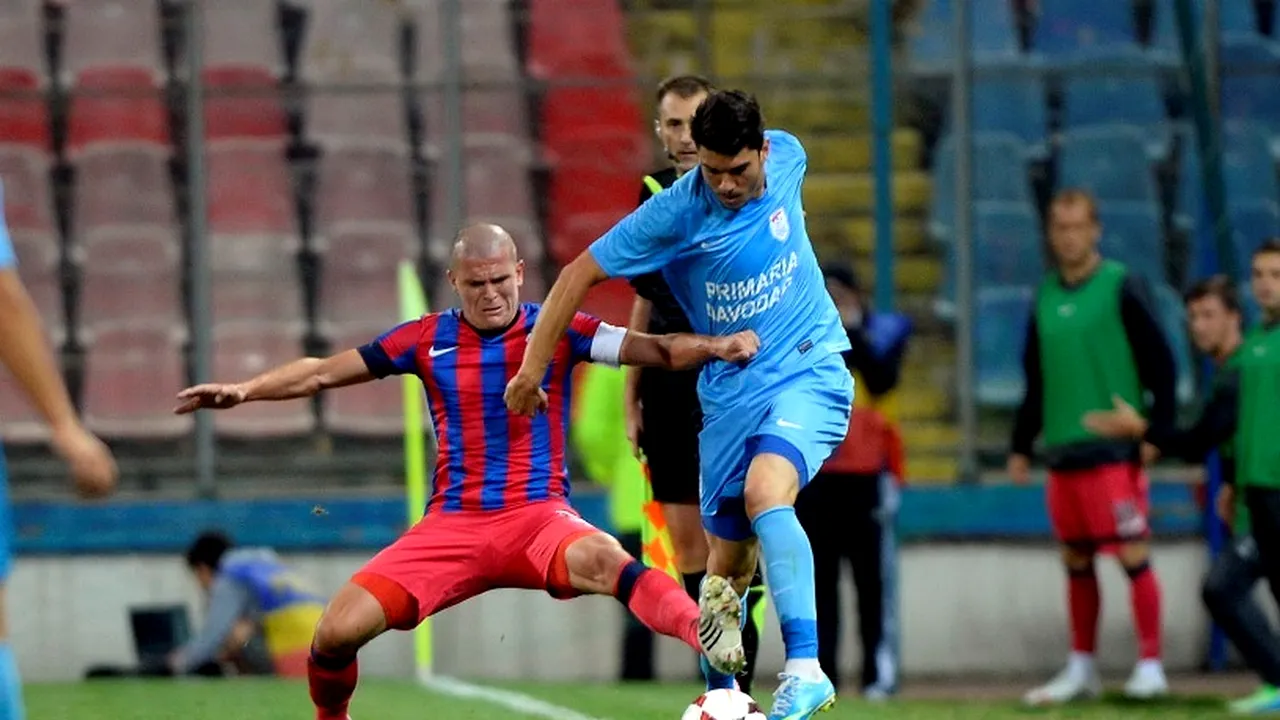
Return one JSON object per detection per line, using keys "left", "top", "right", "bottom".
{"left": 353, "top": 500, "right": 600, "bottom": 628}
{"left": 1047, "top": 462, "right": 1151, "bottom": 553}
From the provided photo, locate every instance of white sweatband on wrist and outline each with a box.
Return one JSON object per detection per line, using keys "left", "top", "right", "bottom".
{"left": 589, "top": 322, "right": 627, "bottom": 366}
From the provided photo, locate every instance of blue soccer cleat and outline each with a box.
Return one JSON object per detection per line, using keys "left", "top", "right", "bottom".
{"left": 700, "top": 656, "right": 737, "bottom": 691}
{"left": 768, "top": 672, "right": 836, "bottom": 720}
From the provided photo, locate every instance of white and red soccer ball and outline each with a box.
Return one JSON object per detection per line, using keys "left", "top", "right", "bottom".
{"left": 681, "top": 689, "right": 766, "bottom": 720}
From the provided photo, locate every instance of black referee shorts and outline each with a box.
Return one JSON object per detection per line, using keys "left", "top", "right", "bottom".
{"left": 638, "top": 367, "right": 702, "bottom": 506}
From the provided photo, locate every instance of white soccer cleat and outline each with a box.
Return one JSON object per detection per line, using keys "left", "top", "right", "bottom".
{"left": 1023, "top": 665, "right": 1102, "bottom": 706}
{"left": 1123, "top": 661, "right": 1169, "bottom": 700}
{"left": 698, "top": 574, "right": 747, "bottom": 676}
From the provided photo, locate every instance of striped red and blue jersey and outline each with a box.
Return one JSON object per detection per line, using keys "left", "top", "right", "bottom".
{"left": 357, "top": 303, "right": 606, "bottom": 513}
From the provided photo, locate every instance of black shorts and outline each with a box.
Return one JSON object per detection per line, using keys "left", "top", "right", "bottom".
{"left": 638, "top": 367, "right": 701, "bottom": 505}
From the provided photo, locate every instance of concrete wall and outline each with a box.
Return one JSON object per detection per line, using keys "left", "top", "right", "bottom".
{"left": 7, "top": 540, "right": 1260, "bottom": 683}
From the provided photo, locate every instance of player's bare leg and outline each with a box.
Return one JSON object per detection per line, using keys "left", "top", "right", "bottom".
{"left": 664, "top": 502, "right": 710, "bottom": 580}
{"left": 562, "top": 532, "right": 744, "bottom": 674}
{"left": 1117, "top": 540, "right": 1167, "bottom": 699}
{"left": 1024, "top": 545, "right": 1103, "bottom": 706}
{"left": 308, "top": 582, "right": 394, "bottom": 720}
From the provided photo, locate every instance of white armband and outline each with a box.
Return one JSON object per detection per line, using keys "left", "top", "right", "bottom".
{"left": 589, "top": 322, "right": 627, "bottom": 367}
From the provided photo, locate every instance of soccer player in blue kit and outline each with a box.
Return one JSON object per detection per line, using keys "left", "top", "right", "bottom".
{"left": 506, "top": 91, "right": 853, "bottom": 719}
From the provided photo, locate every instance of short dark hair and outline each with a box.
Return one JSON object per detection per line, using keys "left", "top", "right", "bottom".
{"left": 691, "top": 90, "right": 765, "bottom": 157}
{"left": 1185, "top": 274, "right": 1240, "bottom": 313}
{"left": 655, "top": 74, "right": 714, "bottom": 104}
{"left": 1254, "top": 237, "right": 1280, "bottom": 259}
{"left": 185, "top": 530, "right": 232, "bottom": 570}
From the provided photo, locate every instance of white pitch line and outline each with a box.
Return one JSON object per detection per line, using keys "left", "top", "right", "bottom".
{"left": 419, "top": 671, "right": 610, "bottom": 720}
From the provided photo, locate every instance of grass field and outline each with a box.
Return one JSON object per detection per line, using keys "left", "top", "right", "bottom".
{"left": 23, "top": 677, "right": 1247, "bottom": 719}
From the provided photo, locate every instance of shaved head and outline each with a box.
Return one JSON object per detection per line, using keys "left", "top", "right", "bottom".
{"left": 451, "top": 223, "right": 518, "bottom": 268}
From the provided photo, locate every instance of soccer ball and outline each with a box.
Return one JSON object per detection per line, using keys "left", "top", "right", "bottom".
{"left": 681, "top": 689, "right": 766, "bottom": 720}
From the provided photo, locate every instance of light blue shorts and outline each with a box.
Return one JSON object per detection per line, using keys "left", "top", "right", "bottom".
{"left": 699, "top": 355, "right": 854, "bottom": 541}
{"left": 0, "top": 447, "right": 10, "bottom": 581}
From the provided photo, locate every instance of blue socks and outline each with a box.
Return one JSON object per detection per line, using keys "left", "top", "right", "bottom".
{"left": 752, "top": 506, "right": 819, "bottom": 661}
{"left": 0, "top": 642, "right": 24, "bottom": 720}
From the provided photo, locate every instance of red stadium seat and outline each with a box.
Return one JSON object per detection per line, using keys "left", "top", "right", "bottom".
{"left": 79, "top": 266, "right": 183, "bottom": 333}
{"left": 75, "top": 227, "right": 178, "bottom": 273}
{"left": 427, "top": 145, "right": 536, "bottom": 238}
{"left": 538, "top": 86, "right": 643, "bottom": 156}
{"left": 548, "top": 211, "right": 627, "bottom": 266}
{"left": 0, "top": 73, "right": 52, "bottom": 150}
{"left": 66, "top": 69, "right": 170, "bottom": 157}
{"left": 581, "top": 277, "right": 636, "bottom": 327}
{"left": 322, "top": 324, "right": 405, "bottom": 437}
{"left": 82, "top": 324, "right": 193, "bottom": 440}
{"left": 0, "top": 0, "right": 47, "bottom": 89}
{"left": 70, "top": 149, "right": 177, "bottom": 243}
{"left": 299, "top": 0, "right": 401, "bottom": 86}
{"left": 526, "top": 0, "right": 632, "bottom": 80}
{"left": 316, "top": 272, "right": 401, "bottom": 338}
{"left": 315, "top": 226, "right": 416, "bottom": 269}
{"left": 305, "top": 90, "right": 410, "bottom": 154}
{"left": 203, "top": 68, "right": 288, "bottom": 146}
{"left": 413, "top": 0, "right": 520, "bottom": 84}
{"left": 199, "top": 1, "right": 283, "bottom": 81}
{"left": 422, "top": 87, "right": 531, "bottom": 156}
{"left": 60, "top": 0, "right": 165, "bottom": 88}
{"left": 544, "top": 129, "right": 649, "bottom": 174}
{"left": 206, "top": 144, "right": 297, "bottom": 236}
{"left": 313, "top": 147, "right": 415, "bottom": 244}
{"left": 0, "top": 147, "right": 55, "bottom": 233}
{"left": 211, "top": 323, "right": 314, "bottom": 438}
{"left": 547, "top": 164, "right": 637, "bottom": 234}
{"left": 209, "top": 234, "right": 299, "bottom": 276}
{"left": 211, "top": 275, "right": 305, "bottom": 330}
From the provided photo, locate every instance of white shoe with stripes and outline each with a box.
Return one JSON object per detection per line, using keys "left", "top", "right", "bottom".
{"left": 698, "top": 574, "right": 746, "bottom": 675}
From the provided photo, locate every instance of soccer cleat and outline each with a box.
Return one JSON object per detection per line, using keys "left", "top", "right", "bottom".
{"left": 768, "top": 672, "right": 837, "bottom": 719}
{"left": 1022, "top": 665, "right": 1102, "bottom": 706}
{"left": 1229, "top": 685, "right": 1280, "bottom": 715}
{"left": 698, "top": 574, "right": 747, "bottom": 675}
{"left": 1123, "top": 661, "right": 1169, "bottom": 700}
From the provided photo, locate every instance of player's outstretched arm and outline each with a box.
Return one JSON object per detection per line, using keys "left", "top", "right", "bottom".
{"left": 619, "top": 330, "right": 760, "bottom": 371}
{"left": 507, "top": 253, "right": 610, "bottom": 415}
{"left": 175, "top": 349, "right": 374, "bottom": 414}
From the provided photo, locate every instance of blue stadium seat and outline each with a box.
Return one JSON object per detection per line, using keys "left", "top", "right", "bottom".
{"left": 1242, "top": 281, "right": 1262, "bottom": 326}
{"left": 929, "top": 133, "right": 1032, "bottom": 242}
{"left": 1223, "top": 122, "right": 1280, "bottom": 202}
{"left": 1222, "top": 74, "right": 1280, "bottom": 133}
{"left": 1229, "top": 199, "right": 1280, "bottom": 276}
{"left": 970, "top": 73, "right": 1049, "bottom": 157}
{"left": 907, "top": 0, "right": 1022, "bottom": 73}
{"left": 1061, "top": 74, "right": 1170, "bottom": 160}
{"left": 1149, "top": 0, "right": 1276, "bottom": 67}
{"left": 1031, "top": 0, "right": 1140, "bottom": 61}
{"left": 1097, "top": 201, "right": 1167, "bottom": 286}
{"left": 1150, "top": 281, "right": 1196, "bottom": 404}
{"left": 1058, "top": 126, "right": 1157, "bottom": 203}
{"left": 976, "top": 285, "right": 1034, "bottom": 408}
{"left": 1175, "top": 128, "right": 1203, "bottom": 232}
{"left": 937, "top": 201, "right": 1045, "bottom": 315}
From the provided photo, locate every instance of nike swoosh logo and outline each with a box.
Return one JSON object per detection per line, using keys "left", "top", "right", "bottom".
{"left": 428, "top": 346, "right": 458, "bottom": 358}
{"left": 776, "top": 419, "right": 803, "bottom": 429}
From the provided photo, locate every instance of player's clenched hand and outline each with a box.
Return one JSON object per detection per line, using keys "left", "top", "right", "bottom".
{"left": 174, "top": 383, "right": 248, "bottom": 414}
{"left": 712, "top": 331, "right": 760, "bottom": 364}
{"left": 1006, "top": 453, "right": 1031, "bottom": 484}
{"left": 51, "top": 422, "right": 117, "bottom": 499}
{"left": 504, "top": 371, "right": 548, "bottom": 417}
{"left": 624, "top": 398, "right": 644, "bottom": 460}
{"left": 1082, "top": 394, "right": 1146, "bottom": 439}
{"left": 1217, "top": 483, "right": 1236, "bottom": 527}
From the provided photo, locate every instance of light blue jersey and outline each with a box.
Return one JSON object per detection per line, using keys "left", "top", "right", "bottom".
{"left": 0, "top": 179, "right": 13, "bottom": 581}
{"left": 589, "top": 130, "right": 854, "bottom": 540}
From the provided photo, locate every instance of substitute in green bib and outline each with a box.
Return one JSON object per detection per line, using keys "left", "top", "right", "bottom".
{"left": 1088, "top": 243, "right": 1280, "bottom": 716}
{"left": 1009, "top": 190, "right": 1177, "bottom": 706}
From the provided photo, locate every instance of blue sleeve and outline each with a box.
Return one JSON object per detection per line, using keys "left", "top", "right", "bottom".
{"left": 0, "top": 180, "right": 14, "bottom": 270}
{"left": 358, "top": 319, "right": 423, "bottom": 378}
{"left": 587, "top": 185, "right": 685, "bottom": 278}
{"left": 176, "top": 575, "right": 253, "bottom": 673}
{"left": 766, "top": 129, "right": 807, "bottom": 177}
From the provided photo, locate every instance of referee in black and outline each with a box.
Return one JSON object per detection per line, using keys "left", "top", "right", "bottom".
{"left": 623, "top": 74, "right": 766, "bottom": 692}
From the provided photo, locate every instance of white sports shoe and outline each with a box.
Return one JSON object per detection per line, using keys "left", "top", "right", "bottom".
{"left": 698, "top": 574, "right": 746, "bottom": 675}
{"left": 1123, "top": 661, "right": 1169, "bottom": 699}
{"left": 1023, "top": 665, "right": 1102, "bottom": 706}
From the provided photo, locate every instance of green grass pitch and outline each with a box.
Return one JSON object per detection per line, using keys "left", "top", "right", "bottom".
{"left": 24, "top": 678, "right": 1242, "bottom": 719}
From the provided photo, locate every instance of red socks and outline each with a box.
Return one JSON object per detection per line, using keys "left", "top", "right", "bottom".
{"left": 1068, "top": 567, "right": 1100, "bottom": 654}
{"left": 308, "top": 648, "right": 358, "bottom": 720}
{"left": 616, "top": 560, "right": 702, "bottom": 652}
{"left": 1128, "top": 563, "right": 1163, "bottom": 660}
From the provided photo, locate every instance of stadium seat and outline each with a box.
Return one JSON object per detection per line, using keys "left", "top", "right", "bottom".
{"left": 1057, "top": 126, "right": 1157, "bottom": 203}
{"left": 549, "top": 212, "right": 622, "bottom": 267}
{"left": 82, "top": 324, "right": 192, "bottom": 440}
{"left": 79, "top": 262, "right": 183, "bottom": 333}
{"left": 968, "top": 73, "right": 1049, "bottom": 158}
{"left": 539, "top": 86, "right": 644, "bottom": 155}
{"left": 0, "top": 0, "right": 47, "bottom": 88}
{"left": 0, "top": 81, "right": 52, "bottom": 150}
{"left": 929, "top": 133, "right": 1032, "bottom": 243}
{"left": 1151, "top": 281, "right": 1196, "bottom": 404}
{"left": 547, "top": 163, "right": 637, "bottom": 237}
{"left": 322, "top": 324, "right": 405, "bottom": 437}
{"left": 202, "top": 68, "right": 289, "bottom": 146}
{"left": 61, "top": 0, "right": 165, "bottom": 87}
{"left": 906, "top": 0, "right": 1022, "bottom": 72}
{"left": 1031, "top": 0, "right": 1141, "bottom": 61}
{"left": 316, "top": 272, "right": 402, "bottom": 337}
{"left": 298, "top": 0, "right": 401, "bottom": 86}
{"left": 1222, "top": 74, "right": 1280, "bottom": 133}
{"left": 938, "top": 201, "right": 1045, "bottom": 316}
{"left": 0, "top": 147, "right": 56, "bottom": 234}
{"left": 197, "top": 0, "right": 284, "bottom": 80}
{"left": 526, "top": 0, "right": 632, "bottom": 79}
{"left": 70, "top": 148, "right": 177, "bottom": 244}
{"left": 65, "top": 69, "right": 170, "bottom": 157}
{"left": 211, "top": 323, "right": 314, "bottom": 438}
{"left": 206, "top": 144, "right": 298, "bottom": 238}
{"left": 581, "top": 277, "right": 636, "bottom": 327}
{"left": 304, "top": 90, "right": 410, "bottom": 154}
{"left": 1062, "top": 74, "right": 1171, "bottom": 160}
{"left": 1228, "top": 199, "right": 1280, "bottom": 276}
{"left": 1222, "top": 123, "right": 1280, "bottom": 202}
{"left": 312, "top": 147, "right": 415, "bottom": 251}
{"left": 211, "top": 275, "right": 306, "bottom": 330}
{"left": 1097, "top": 201, "right": 1167, "bottom": 286}
{"left": 450, "top": 144, "right": 539, "bottom": 220}
{"left": 421, "top": 87, "right": 531, "bottom": 156}
{"left": 459, "top": 0, "right": 521, "bottom": 83}
{"left": 975, "top": 285, "right": 1033, "bottom": 408}
{"left": 1219, "top": 33, "right": 1280, "bottom": 73}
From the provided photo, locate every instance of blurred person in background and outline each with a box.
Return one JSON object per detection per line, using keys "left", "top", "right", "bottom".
{"left": 795, "top": 265, "right": 909, "bottom": 700}
{"left": 170, "top": 531, "right": 327, "bottom": 678}
{"left": 573, "top": 364, "right": 656, "bottom": 681}
{"left": 1008, "top": 189, "right": 1176, "bottom": 705}
{"left": 0, "top": 180, "right": 117, "bottom": 720}
{"left": 1087, "top": 247, "right": 1280, "bottom": 715}
{"left": 625, "top": 74, "right": 768, "bottom": 693}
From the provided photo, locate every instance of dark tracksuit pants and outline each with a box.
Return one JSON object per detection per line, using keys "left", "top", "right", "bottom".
{"left": 795, "top": 471, "right": 889, "bottom": 690}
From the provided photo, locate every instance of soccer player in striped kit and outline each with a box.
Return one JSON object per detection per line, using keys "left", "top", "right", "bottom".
{"left": 174, "top": 224, "right": 755, "bottom": 720}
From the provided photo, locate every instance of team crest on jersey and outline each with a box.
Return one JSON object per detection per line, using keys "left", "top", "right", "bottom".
{"left": 769, "top": 207, "right": 790, "bottom": 241}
